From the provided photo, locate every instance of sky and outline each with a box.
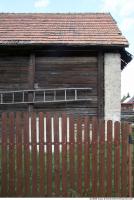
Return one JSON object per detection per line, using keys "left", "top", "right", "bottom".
{"left": 0, "top": 0, "right": 134, "bottom": 98}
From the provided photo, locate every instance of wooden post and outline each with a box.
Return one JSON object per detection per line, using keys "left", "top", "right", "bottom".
{"left": 28, "top": 54, "right": 35, "bottom": 112}
{"left": 97, "top": 52, "right": 104, "bottom": 119}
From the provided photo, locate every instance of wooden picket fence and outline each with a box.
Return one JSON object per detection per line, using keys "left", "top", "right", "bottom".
{"left": 0, "top": 112, "right": 133, "bottom": 197}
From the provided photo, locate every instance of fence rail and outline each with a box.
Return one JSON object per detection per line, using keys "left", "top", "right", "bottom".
{"left": 0, "top": 112, "right": 132, "bottom": 197}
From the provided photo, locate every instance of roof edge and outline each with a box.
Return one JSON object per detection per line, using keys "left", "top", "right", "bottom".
{"left": 0, "top": 12, "right": 111, "bottom": 14}
{"left": 0, "top": 42, "right": 129, "bottom": 48}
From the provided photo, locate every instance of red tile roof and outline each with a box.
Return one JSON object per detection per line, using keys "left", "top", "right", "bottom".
{"left": 0, "top": 13, "right": 128, "bottom": 46}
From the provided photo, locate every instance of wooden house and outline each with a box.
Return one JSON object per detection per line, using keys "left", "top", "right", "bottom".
{"left": 0, "top": 13, "right": 132, "bottom": 120}
{"left": 121, "top": 96, "right": 134, "bottom": 122}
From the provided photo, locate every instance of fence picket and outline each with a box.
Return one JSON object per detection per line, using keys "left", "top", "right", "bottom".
{"left": 84, "top": 116, "right": 90, "bottom": 195}
{"left": 62, "top": 112, "right": 67, "bottom": 196}
{"left": 99, "top": 119, "right": 105, "bottom": 196}
{"left": 54, "top": 113, "right": 60, "bottom": 196}
{"left": 9, "top": 112, "right": 15, "bottom": 196}
{"left": 46, "top": 112, "right": 52, "bottom": 196}
{"left": 92, "top": 117, "right": 98, "bottom": 197}
{"left": 23, "top": 112, "right": 30, "bottom": 196}
{"left": 121, "top": 122, "right": 128, "bottom": 196}
{"left": 128, "top": 123, "right": 132, "bottom": 197}
{"left": 31, "top": 112, "right": 38, "bottom": 196}
{"left": 69, "top": 114, "right": 75, "bottom": 192}
{"left": 77, "top": 116, "right": 82, "bottom": 196}
{"left": 16, "top": 112, "right": 23, "bottom": 196}
{"left": 114, "top": 121, "right": 120, "bottom": 197}
{"left": 39, "top": 112, "right": 45, "bottom": 196}
{"left": 106, "top": 120, "right": 112, "bottom": 196}
{"left": 1, "top": 113, "right": 7, "bottom": 196}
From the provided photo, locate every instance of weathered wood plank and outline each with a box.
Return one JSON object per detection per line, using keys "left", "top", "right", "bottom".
{"left": 121, "top": 122, "right": 128, "bottom": 196}
{"left": 62, "top": 112, "right": 67, "bottom": 197}
{"left": 77, "top": 116, "right": 82, "bottom": 196}
{"left": 114, "top": 121, "right": 120, "bottom": 196}
{"left": 39, "top": 112, "right": 45, "bottom": 196}
{"left": 1, "top": 112, "right": 7, "bottom": 196}
{"left": 99, "top": 119, "right": 105, "bottom": 196}
{"left": 23, "top": 112, "right": 30, "bottom": 196}
{"left": 106, "top": 120, "right": 112, "bottom": 196}
{"left": 46, "top": 112, "right": 52, "bottom": 196}
{"left": 54, "top": 113, "right": 60, "bottom": 196}
{"left": 84, "top": 116, "right": 90, "bottom": 194}
{"left": 9, "top": 112, "right": 15, "bottom": 196}
{"left": 31, "top": 112, "right": 38, "bottom": 196}
{"left": 92, "top": 117, "right": 98, "bottom": 197}
{"left": 16, "top": 112, "right": 23, "bottom": 196}
{"left": 69, "top": 114, "right": 75, "bottom": 191}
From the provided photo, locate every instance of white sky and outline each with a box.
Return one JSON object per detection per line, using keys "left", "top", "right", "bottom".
{"left": 101, "top": 0, "right": 134, "bottom": 98}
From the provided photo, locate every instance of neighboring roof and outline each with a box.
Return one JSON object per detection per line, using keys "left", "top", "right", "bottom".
{"left": 122, "top": 96, "right": 134, "bottom": 104}
{"left": 122, "top": 96, "right": 132, "bottom": 103}
{"left": 127, "top": 96, "right": 134, "bottom": 103}
{"left": 121, "top": 93, "right": 131, "bottom": 103}
{"left": 0, "top": 13, "right": 129, "bottom": 47}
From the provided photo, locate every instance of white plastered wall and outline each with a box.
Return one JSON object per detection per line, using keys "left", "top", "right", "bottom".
{"left": 104, "top": 53, "right": 121, "bottom": 122}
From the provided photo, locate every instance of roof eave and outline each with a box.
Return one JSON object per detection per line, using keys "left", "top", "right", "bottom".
{"left": 120, "top": 49, "right": 133, "bottom": 70}
{"left": 0, "top": 42, "right": 129, "bottom": 48}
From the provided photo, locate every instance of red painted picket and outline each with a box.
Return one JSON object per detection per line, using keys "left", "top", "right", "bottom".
{"left": 106, "top": 120, "right": 113, "bottom": 196}
{"left": 1, "top": 113, "right": 7, "bottom": 196}
{"left": 16, "top": 112, "right": 23, "bottom": 196}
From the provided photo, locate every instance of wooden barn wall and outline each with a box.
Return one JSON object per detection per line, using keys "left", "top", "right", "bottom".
{"left": 35, "top": 57, "right": 97, "bottom": 88}
{"left": 35, "top": 56, "right": 98, "bottom": 116}
{"left": 0, "top": 49, "right": 104, "bottom": 117}
{"left": 0, "top": 55, "right": 29, "bottom": 90}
